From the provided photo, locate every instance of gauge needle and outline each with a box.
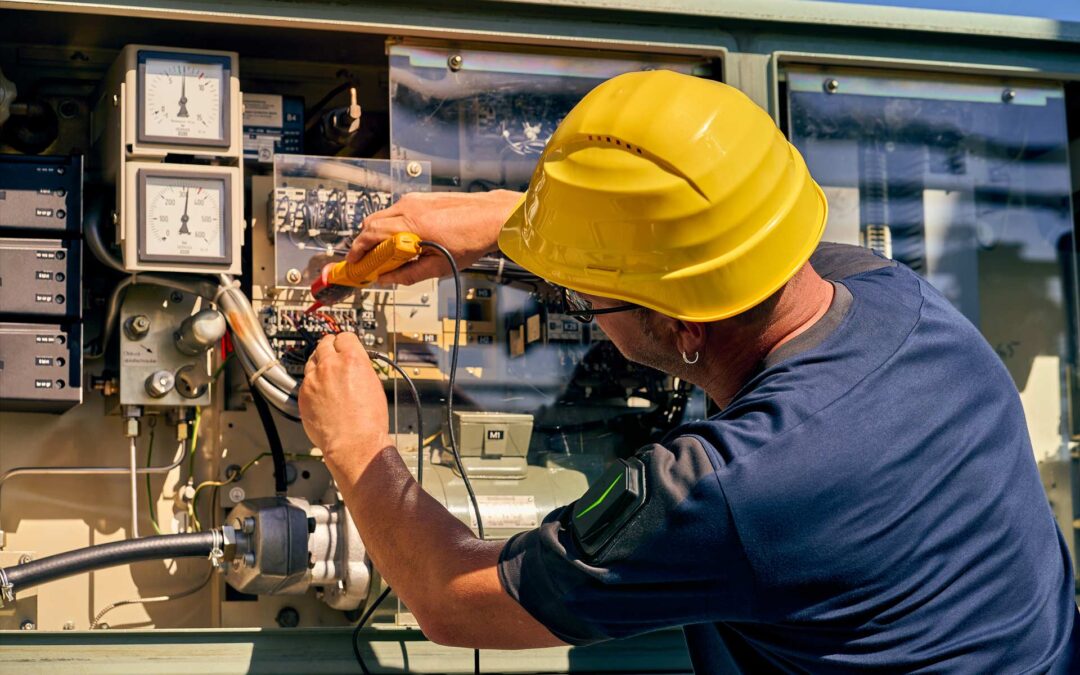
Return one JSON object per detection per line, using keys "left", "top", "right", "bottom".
{"left": 179, "top": 189, "right": 191, "bottom": 235}
{"left": 178, "top": 72, "right": 189, "bottom": 118}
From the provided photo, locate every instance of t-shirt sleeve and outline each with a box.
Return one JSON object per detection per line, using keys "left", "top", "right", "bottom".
{"left": 497, "top": 435, "right": 756, "bottom": 645}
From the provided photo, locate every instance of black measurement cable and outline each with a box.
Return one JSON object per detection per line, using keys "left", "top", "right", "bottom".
{"left": 419, "top": 241, "right": 485, "bottom": 542}
{"left": 350, "top": 352, "right": 423, "bottom": 673}
{"left": 420, "top": 241, "right": 484, "bottom": 675}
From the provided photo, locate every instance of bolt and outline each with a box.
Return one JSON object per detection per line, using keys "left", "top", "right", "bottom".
{"left": 1002, "top": 88, "right": 1016, "bottom": 103}
{"left": 285, "top": 268, "right": 302, "bottom": 285}
{"left": 127, "top": 314, "right": 151, "bottom": 340}
{"left": 275, "top": 606, "right": 300, "bottom": 628}
{"left": 63, "top": 621, "right": 75, "bottom": 630}
{"left": 823, "top": 78, "right": 840, "bottom": 94}
{"left": 20, "top": 620, "right": 35, "bottom": 630}
{"left": 406, "top": 161, "right": 423, "bottom": 178}
{"left": 242, "top": 516, "right": 256, "bottom": 534}
{"left": 18, "top": 554, "right": 32, "bottom": 565}
{"left": 243, "top": 551, "right": 256, "bottom": 568}
{"left": 447, "top": 54, "right": 463, "bottom": 72}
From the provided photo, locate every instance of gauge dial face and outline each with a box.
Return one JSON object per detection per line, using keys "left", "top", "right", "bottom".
{"left": 142, "top": 57, "right": 226, "bottom": 142}
{"left": 142, "top": 175, "right": 227, "bottom": 261}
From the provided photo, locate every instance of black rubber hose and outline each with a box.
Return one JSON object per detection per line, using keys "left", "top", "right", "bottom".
{"left": 251, "top": 387, "right": 289, "bottom": 495}
{"left": 3, "top": 532, "right": 217, "bottom": 597}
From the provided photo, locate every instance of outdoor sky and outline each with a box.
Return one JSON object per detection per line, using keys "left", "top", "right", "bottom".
{"left": 824, "top": 0, "right": 1080, "bottom": 22}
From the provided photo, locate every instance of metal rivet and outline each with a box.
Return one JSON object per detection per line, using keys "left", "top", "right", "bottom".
{"left": 447, "top": 54, "right": 463, "bottom": 72}
{"left": 1001, "top": 88, "right": 1016, "bottom": 103}
{"left": 824, "top": 78, "right": 840, "bottom": 94}
{"left": 285, "top": 268, "right": 302, "bottom": 285}
{"left": 406, "top": 161, "right": 423, "bottom": 178}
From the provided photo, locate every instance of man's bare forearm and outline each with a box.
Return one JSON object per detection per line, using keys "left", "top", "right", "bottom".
{"left": 325, "top": 441, "right": 564, "bottom": 649}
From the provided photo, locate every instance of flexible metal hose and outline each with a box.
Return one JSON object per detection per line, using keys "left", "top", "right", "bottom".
{"left": 1, "top": 532, "right": 219, "bottom": 601}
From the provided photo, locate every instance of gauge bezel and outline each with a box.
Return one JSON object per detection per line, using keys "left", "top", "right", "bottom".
{"left": 136, "top": 50, "right": 232, "bottom": 148}
{"left": 136, "top": 168, "right": 233, "bottom": 265}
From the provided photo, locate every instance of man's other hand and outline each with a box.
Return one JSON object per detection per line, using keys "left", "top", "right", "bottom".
{"left": 298, "top": 333, "right": 390, "bottom": 461}
{"left": 348, "top": 189, "right": 521, "bottom": 285}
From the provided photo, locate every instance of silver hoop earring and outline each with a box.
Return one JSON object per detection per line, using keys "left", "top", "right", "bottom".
{"left": 682, "top": 351, "right": 699, "bottom": 365}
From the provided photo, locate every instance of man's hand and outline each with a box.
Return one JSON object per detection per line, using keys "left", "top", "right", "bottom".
{"left": 298, "top": 333, "right": 390, "bottom": 461}
{"left": 348, "top": 189, "right": 521, "bottom": 285}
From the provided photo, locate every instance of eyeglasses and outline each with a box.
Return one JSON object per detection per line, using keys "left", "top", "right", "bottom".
{"left": 560, "top": 286, "right": 638, "bottom": 323}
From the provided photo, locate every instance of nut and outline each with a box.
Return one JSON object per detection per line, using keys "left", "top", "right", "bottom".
{"left": 447, "top": 54, "right": 463, "bottom": 72}
{"left": 406, "top": 161, "right": 423, "bottom": 178}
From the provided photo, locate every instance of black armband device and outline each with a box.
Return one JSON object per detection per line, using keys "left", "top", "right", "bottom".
{"left": 571, "top": 457, "right": 647, "bottom": 558}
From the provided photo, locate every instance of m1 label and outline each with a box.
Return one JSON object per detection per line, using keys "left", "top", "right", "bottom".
{"left": 486, "top": 429, "right": 505, "bottom": 441}
{"left": 469, "top": 495, "right": 537, "bottom": 530}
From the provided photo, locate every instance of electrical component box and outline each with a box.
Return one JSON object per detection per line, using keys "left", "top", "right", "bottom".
{"left": 0, "top": 238, "right": 80, "bottom": 320}
{"left": 0, "top": 155, "right": 82, "bottom": 235}
{"left": 0, "top": 322, "right": 82, "bottom": 412}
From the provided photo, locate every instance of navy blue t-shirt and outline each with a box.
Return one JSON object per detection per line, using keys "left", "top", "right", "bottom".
{"left": 500, "top": 244, "right": 1078, "bottom": 673}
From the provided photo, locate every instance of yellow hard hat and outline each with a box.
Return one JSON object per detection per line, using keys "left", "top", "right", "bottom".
{"left": 498, "top": 70, "right": 827, "bottom": 322}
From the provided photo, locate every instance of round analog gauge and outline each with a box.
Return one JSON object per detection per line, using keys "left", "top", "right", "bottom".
{"left": 142, "top": 57, "right": 226, "bottom": 142}
{"left": 142, "top": 175, "right": 227, "bottom": 261}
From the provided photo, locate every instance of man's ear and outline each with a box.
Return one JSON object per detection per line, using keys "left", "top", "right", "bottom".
{"left": 675, "top": 320, "right": 708, "bottom": 356}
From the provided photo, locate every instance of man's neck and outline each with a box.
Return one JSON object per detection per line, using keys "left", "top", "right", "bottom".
{"left": 697, "top": 267, "right": 835, "bottom": 408}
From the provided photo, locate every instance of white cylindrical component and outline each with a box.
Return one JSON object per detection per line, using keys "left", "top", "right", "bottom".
{"left": 175, "top": 309, "right": 227, "bottom": 355}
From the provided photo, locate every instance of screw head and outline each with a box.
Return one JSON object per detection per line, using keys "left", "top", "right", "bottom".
{"left": 285, "top": 268, "right": 302, "bottom": 285}
{"left": 823, "top": 78, "right": 840, "bottom": 94}
{"left": 406, "top": 161, "right": 423, "bottom": 178}
{"left": 1001, "top": 88, "right": 1017, "bottom": 103}
{"left": 18, "top": 554, "right": 32, "bottom": 565}
{"left": 447, "top": 54, "right": 463, "bottom": 72}
{"left": 170, "top": 291, "right": 184, "bottom": 304}
{"left": 20, "top": 620, "right": 35, "bottom": 630}
{"left": 228, "top": 486, "right": 247, "bottom": 504}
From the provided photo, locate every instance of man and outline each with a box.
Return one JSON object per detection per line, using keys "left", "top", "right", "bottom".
{"left": 298, "top": 71, "right": 1078, "bottom": 672}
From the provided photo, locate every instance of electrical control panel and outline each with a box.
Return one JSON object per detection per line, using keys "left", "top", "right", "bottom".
{"left": 0, "top": 322, "right": 82, "bottom": 412}
{"left": 0, "top": 5, "right": 1074, "bottom": 674}
{"left": 0, "top": 238, "right": 79, "bottom": 319}
{"left": 0, "top": 155, "right": 82, "bottom": 234}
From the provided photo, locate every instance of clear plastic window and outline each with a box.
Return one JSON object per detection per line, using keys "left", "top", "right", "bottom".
{"left": 786, "top": 67, "right": 1076, "bottom": 562}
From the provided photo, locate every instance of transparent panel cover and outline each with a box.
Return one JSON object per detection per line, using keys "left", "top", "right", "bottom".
{"left": 272, "top": 156, "right": 431, "bottom": 288}
{"left": 786, "top": 67, "right": 1076, "bottom": 505}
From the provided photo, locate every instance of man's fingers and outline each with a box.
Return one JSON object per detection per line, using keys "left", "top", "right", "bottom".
{"left": 377, "top": 256, "right": 449, "bottom": 286}
{"left": 312, "top": 334, "right": 337, "bottom": 364}
{"left": 333, "top": 331, "right": 363, "bottom": 353}
{"left": 348, "top": 215, "right": 413, "bottom": 263}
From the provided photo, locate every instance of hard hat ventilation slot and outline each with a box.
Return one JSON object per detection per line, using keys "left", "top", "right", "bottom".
{"left": 586, "top": 134, "right": 643, "bottom": 155}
